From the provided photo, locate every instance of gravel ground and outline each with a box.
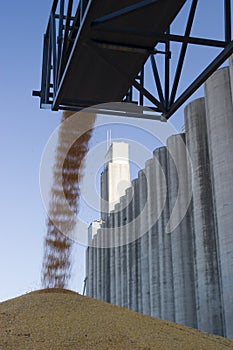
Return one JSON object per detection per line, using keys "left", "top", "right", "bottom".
{"left": 0, "top": 288, "right": 233, "bottom": 350}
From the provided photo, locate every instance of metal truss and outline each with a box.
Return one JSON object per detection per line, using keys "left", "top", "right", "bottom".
{"left": 33, "top": 0, "right": 233, "bottom": 119}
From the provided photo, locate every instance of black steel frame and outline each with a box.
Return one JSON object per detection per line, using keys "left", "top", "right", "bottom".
{"left": 33, "top": 0, "right": 233, "bottom": 119}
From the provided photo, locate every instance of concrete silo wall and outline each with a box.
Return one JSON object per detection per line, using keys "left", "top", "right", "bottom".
{"left": 138, "top": 169, "right": 150, "bottom": 315}
{"left": 185, "top": 98, "right": 223, "bottom": 335}
{"left": 126, "top": 187, "right": 133, "bottom": 310}
{"left": 131, "top": 179, "right": 140, "bottom": 312}
{"left": 86, "top": 64, "right": 233, "bottom": 339}
{"left": 120, "top": 195, "right": 128, "bottom": 308}
{"left": 109, "top": 211, "right": 116, "bottom": 304}
{"left": 92, "top": 234, "right": 97, "bottom": 299}
{"left": 114, "top": 203, "right": 121, "bottom": 306}
{"left": 205, "top": 66, "right": 233, "bottom": 338}
{"left": 166, "top": 134, "right": 197, "bottom": 328}
{"left": 146, "top": 157, "right": 162, "bottom": 318}
{"left": 155, "top": 147, "right": 175, "bottom": 322}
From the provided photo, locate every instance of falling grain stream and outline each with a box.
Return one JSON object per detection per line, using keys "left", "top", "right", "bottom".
{"left": 41, "top": 111, "right": 96, "bottom": 288}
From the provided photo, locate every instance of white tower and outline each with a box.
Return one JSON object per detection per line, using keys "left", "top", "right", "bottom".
{"left": 101, "top": 142, "right": 131, "bottom": 221}
{"left": 88, "top": 220, "right": 103, "bottom": 245}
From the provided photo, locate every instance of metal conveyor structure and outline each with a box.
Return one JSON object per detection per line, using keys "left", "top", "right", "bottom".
{"left": 33, "top": 0, "right": 233, "bottom": 119}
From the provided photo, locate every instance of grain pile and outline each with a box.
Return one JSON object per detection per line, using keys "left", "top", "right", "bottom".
{"left": 1, "top": 289, "right": 233, "bottom": 350}
{"left": 42, "top": 111, "right": 96, "bottom": 288}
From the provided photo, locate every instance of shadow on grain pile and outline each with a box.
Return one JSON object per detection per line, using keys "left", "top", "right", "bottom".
{"left": 1, "top": 288, "right": 233, "bottom": 350}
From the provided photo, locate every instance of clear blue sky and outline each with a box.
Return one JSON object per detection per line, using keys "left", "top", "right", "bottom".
{"left": 0, "top": 0, "right": 231, "bottom": 301}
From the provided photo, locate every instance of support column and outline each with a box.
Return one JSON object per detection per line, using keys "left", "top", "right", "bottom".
{"left": 120, "top": 195, "right": 128, "bottom": 308}
{"left": 114, "top": 203, "right": 122, "bottom": 306}
{"left": 101, "top": 227, "right": 106, "bottom": 301}
{"left": 109, "top": 211, "right": 116, "bottom": 304}
{"left": 88, "top": 244, "right": 94, "bottom": 297}
{"left": 146, "top": 157, "right": 162, "bottom": 318}
{"left": 205, "top": 66, "right": 233, "bottom": 338}
{"left": 131, "top": 179, "right": 140, "bottom": 312}
{"left": 92, "top": 234, "right": 98, "bottom": 299}
{"left": 154, "top": 147, "right": 175, "bottom": 322}
{"left": 102, "top": 217, "right": 111, "bottom": 303}
{"left": 185, "top": 97, "right": 223, "bottom": 335}
{"left": 85, "top": 247, "right": 89, "bottom": 296}
{"left": 96, "top": 228, "right": 102, "bottom": 300}
{"left": 166, "top": 134, "right": 197, "bottom": 328}
{"left": 126, "top": 186, "right": 133, "bottom": 310}
{"left": 138, "top": 168, "right": 151, "bottom": 315}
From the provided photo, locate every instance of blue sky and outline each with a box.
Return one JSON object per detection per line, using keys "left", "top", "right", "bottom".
{"left": 0, "top": 0, "right": 231, "bottom": 301}
{"left": 0, "top": 1, "right": 61, "bottom": 301}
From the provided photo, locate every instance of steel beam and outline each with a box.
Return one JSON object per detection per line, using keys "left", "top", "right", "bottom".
{"left": 150, "top": 55, "right": 165, "bottom": 105}
{"left": 170, "top": 0, "right": 198, "bottom": 105}
{"left": 92, "top": 0, "right": 159, "bottom": 26}
{"left": 225, "top": 0, "right": 232, "bottom": 42}
{"left": 92, "top": 27, "right": 227, "bottom": 48}
{"left": 165, "top": 40, "right": 233, "bottom": 119}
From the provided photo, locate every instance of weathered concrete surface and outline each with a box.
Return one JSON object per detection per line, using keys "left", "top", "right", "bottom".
{"left": 131, "top": 179, "right": 140, "bottom": 312}
{"left": 103, "top": 217, "right": 111, "bottom": 303}
{"left": 126, "top": 187, "right": 133, "bottom": 310}
{"left": 120, "top": 195, "right": 128, "bottom": 308}
{"left": 86, "top": 73, "right": 233, "bottom": 337}
{"left": 92, "top": 234, "right": 98, "bottom": 299}
{"left": 167, "top": 134, "right": 196, "bottom": 328}
{"left": 85, "top": 247, "right": 89, "bottom": 296}
{"left": 138, "top": 169, "right": 151, "bottom": 315}
{"left": 205, "top": 67, "right": 233, "bottom": 338}
{"left": 114, "top": 203, "right": 122, "bottom": 306}
{"left": 109, "top": 211, "right": 116, "bottom": 304}
{"left": 185, "top": 98, "right": 223, "bottom": 335}
{"left": 228, "top": 55, "right": 233, "bottom": 105}
{"left": 146, "top": 156, "right": 163, "bottom": 318}
{"left": 154, "top": 147, "right": 175, "bottom": 322}
{"left": 96, "top": 228, "right": 102, "bottom": 300}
